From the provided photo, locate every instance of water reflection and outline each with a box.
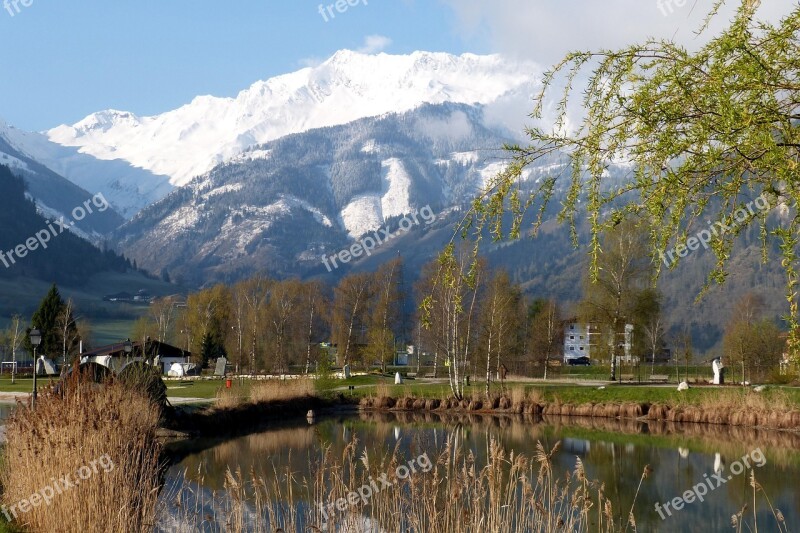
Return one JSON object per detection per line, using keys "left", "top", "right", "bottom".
{"left": 164, "top": 411, "right": 800, "bottom": 532}
{"left": 0, "top": 403, "right": 16, "bottom": 421}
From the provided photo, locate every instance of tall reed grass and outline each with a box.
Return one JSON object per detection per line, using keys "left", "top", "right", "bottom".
{"left": 159, "top": 436, "right": 634, "bottom": 532}
{"left": 2, "top": 371, "right": 163, "bottom": 533}
{"left": 249, "top": 378, "right": 315, "bottom": 404}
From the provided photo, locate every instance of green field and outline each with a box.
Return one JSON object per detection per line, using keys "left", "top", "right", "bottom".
{"left": 0, "top": 271, "right": 181, "bottom": 347}
{"left": 90, "top": 319, "right": 143, "bottom": 346}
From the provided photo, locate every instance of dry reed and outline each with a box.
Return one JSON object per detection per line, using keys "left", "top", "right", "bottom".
{"left": 215, "top": 385, "right": 244, "bottom": 409}
{"left": 2, "top": 372, "right": 162, "bottom": 533}
{"left": 249, "top": 378, "right": 315, "bottom": 403}
{"left": 159, "top": 436, "right": 629, "bottom": 532}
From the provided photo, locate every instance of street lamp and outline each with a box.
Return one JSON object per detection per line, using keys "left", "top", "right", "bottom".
{"left": 30, "top": 329, "right": 41, "bottom": 408}
{"left": 123, "top": 338, "right": 132, "bottom": 364}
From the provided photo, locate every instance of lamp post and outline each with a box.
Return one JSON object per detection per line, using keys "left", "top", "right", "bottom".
{"left": 30, "top": 329, "right": 41, "bottom": 408}
{"left": 123, "top": 338, "right": 132, "bottom": 366}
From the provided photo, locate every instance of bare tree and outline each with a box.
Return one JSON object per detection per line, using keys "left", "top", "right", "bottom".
{"left": 332, "top": 272, "right": 373, "bottom": 368}
{"left": 268, "top": 279, "right": 303, "bottom": 374}
{"left": 7, "top": 315, "right": 23, "bottom": 384}
{"left": 368, "top": 258, "right": 403, "bottom": 373}
{"left": 241, "top": 276, "right": 272, "bottom": 373}
{"left": 150, "top": 296, "right": 177, "bottom": 344}
{"left": 479, "top": 271, "right": 520, "bottom": 396}
{"left": 301, "top": 280, "right": 327, "bottom": 374}
{"left": 580, "top": 219, "right": 652, "bottom": 380}
{"left": 528, "top": 300, "right": 564, "bottom": 380}
{"left": 56, "top": 298, "right": 79, "bottom": 368}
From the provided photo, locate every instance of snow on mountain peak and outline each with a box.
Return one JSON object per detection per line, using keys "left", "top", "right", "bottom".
{"left": 45, "top": 50, "right": 541, "bottom": 187}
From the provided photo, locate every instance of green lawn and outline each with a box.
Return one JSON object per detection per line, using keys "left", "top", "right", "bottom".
{"left": 2, "top": 373, "right": 796, "bottom": 409}
{"left": 317, "top": 378, "right": 800, "bottom": 408}
{"left": 0, "top": 376, "right": 55, "bottom": 393}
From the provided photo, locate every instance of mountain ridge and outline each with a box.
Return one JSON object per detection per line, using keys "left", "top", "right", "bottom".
{"left": 46, "top": 50, "right": 539, "bottom": 187}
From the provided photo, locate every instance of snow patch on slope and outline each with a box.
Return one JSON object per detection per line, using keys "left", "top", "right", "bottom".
{"left": 202, "top": 183, "right": 243, "bottom": 200}
{"left": 340, "top": 196, "right": 383, "bottom": 239}
{"left": 380, "top": 158, "right": 412, "bottom": 219}
{"left": 161, "top": 206, "right": 200, "bottom": 234}
{"left": 0, "top": 151, "right": 30, "bottom": 172}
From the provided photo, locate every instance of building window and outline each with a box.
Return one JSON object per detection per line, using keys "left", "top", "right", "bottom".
{"left": 580, "top": 347, "right": 585, "bottom": 351}
{"left": 570, "top": 335, "right": 574, "bottom": 340}
{"left": 580, "top": 335, "right": 584, "bottom": 340}
{"left": 570, "top": 324, "right": 575, "bottom": 330}
{"left": 570, "top": 347, "right": 575, "bottom": 351}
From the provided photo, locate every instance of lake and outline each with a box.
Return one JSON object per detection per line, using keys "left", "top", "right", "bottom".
{"left": 159, "top": 411, "right": 800, "bottom": 531}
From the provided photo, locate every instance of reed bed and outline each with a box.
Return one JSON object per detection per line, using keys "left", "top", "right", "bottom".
{"left": 212, "top": 378, "right": 316, "bottom": 409}
{"left": 159, "top": 436, "right": 632, "bottom": 532}
{"left": 215, "top": 385, "right": 244, "bottom": 409}
{"left": 249, "top": 378, "right": 315, "bottom": 404}
{"left": 2, "top": 372, "right": 163, "bottom": 533}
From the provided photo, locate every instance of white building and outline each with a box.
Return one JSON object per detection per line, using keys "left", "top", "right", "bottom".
{"left": 564, "top": 323, "right": 595, "bottom": 361}
{"left": 563, "top": 322, "right": 635, "bottom": 362}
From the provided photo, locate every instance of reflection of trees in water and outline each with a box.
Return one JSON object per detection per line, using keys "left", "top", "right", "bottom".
{"left": 170, "top": 411, "right": 800, "bottom": 531}
{"left": 179, "top": 425, "right": 319, "bottom": 489}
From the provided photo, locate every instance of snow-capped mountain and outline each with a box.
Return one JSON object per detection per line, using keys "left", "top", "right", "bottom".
{"left": 47, "top": 50, "right": 540, "bottom": 191}
{"left": 114, "top": 103, "right": 531, "bottom": 284}
{"left": 0, "top": 119, "right": 172, "bottom": 218}
{"left": 0, "top": 120, "right": 124, "bottom": 238}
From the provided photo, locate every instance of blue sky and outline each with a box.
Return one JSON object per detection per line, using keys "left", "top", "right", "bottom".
{"left": 0, "top": 0, "right": 792, "bottom": 131}
{"left": 0, "top": 1, "right": 476, "bottom": 131}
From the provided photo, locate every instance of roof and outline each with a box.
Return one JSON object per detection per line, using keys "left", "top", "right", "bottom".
{"left": 81, "top": 339, "right": 189, "bottom": 359}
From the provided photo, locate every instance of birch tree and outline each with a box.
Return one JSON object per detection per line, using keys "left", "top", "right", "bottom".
{"left": 421, "top": 245, "right": 484, "bottom": 401}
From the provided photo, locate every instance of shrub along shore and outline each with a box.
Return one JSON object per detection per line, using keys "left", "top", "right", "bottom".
{"left": 359, "top": 386, "right": 800, "bottom": 431}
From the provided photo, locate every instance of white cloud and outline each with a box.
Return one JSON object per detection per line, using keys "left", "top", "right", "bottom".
{"left": 442, "top": 0, "right": 794, "bottom": 65}
{"left": 357, "top": 34, "right": 393, "bottom": 54}
{"left": 298, "top": 57, "right": 323, "bottom": 68}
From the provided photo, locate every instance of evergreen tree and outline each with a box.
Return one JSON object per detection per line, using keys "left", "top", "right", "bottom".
{"left": 200, "top": 332, "right": 227, "bottom": 369}
{"left": 25, "top": 284, "right": 75, "bottom": 357}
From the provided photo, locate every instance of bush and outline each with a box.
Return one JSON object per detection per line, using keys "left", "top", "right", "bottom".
{"left": 767, "top": 368, "right": 798, "bottom": 385}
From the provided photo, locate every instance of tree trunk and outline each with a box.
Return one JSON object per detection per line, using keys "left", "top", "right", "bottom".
{"left": 305, "top": 304, "right": 315, "bottom": 374}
